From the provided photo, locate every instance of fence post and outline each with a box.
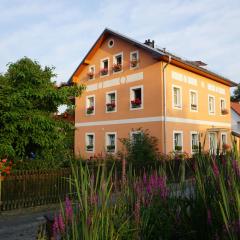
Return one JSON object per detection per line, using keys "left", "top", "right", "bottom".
{"left": 122, "top": 156, "right": 126, "bottom": 184}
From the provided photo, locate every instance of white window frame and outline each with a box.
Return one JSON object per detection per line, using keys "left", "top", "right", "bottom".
{"left": 172, "top": 85, "right": 182, "bottom": 110}
{"left": 85, "top": 94, "right": 95, "bottom": 116}
{"left": 100, "top": 57, "right": 110, "bottom": 78}
{"left": 221, "top": 132, "right": 227, "bottom": 148}
{"left": 190, "top": 131, "right": 199, "bottom": 154}
{"left": 130, "top": 85, "right": 144, "bottom": 110}
{"left": 130, "top": 50, "right": 139, "bottom": 70}
{"left": 173, "top": 131, "right": 183, "bottom": 152}
{"left": 105, "top": 132, "right": 117, "bottom": 153}
{"left": 209, "top": 132, "right": 217, "bottom": 154}
{"left": 189, "top": 90, "right": 198, "bottom": 112}
{"left": 88, "top": 65, "right": 95, "bottom": 80}
{"left": 85, "top": 133, "right": 95, "bottom": 153}
{"left": 105, "top": 90, "right": 117, "bottom": 113}
{"left": 108, "top": 38, "right": 114, "bottom": 48}
{"left": 220, "top": 98, "right": 226, "bottom": 116}
{"left": 208, "top": 95, "right": 215, "bottom": 115}
{"left": 112, "top": 52, "right": 123, "bottom": 74}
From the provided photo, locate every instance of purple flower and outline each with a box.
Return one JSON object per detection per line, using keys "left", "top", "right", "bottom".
{"left": 143, "top": 172, "right": 147, "bottom": 185}
{"left": 58, "top": 213, "right": 65, "bottom": 233}
{"left": 53, "top": 214, "right": 59, "bottom": 238}
{"left": 65, "top": 196, "right": 73, "bottom": 222}
{"left": 212, "top": 160, "right": 219, "bottom": 177}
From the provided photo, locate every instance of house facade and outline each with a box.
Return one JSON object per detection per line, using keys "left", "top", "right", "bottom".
{"left": 69, "top": 28, "right": 236, "bottom": 158}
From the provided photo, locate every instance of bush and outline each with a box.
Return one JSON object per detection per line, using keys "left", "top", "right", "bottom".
{"left": 120, "top": 128, "right": 159, "bottom": 164}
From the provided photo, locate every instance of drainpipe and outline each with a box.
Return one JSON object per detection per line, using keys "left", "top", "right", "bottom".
{"left": 162, "top": 55, "right": 171, "bottom": 155}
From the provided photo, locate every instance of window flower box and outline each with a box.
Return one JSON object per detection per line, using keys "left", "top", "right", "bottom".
{"left": 221, "top": 109, "right": 229, "bottom": 115}
{"left": 112, "top": 64, "right": 122, "bottom": 72}
{"left": 107, "top": 145, "right": 115, "bottom": 152}
{"left": 191, "top": 104, "right": 197, "bottom": 110}
{"left": 106, "top": 102, "right": 116, "bottom": 112}
{"left": 86, "top": 145, "right": 94, "bottom": 151}
{"left": 87, "top": 106, "right": 94, "bottom": 114}
{"left": 87, "top": 72, "right": 94, "bottom": 79}
{"left": 175, "top": 145, "right": 182, "bottom": 152}
{"left": 100, "top": 68, "right": 108, "bottom": 76}
{"left": 131, "top": 98, "right": 141, "bottom": 108}
{"left": 130, "top": 59, "right": 138, "bottom": 68}
{"left": 192, "top": 145, "right": 199, "bottom": 152}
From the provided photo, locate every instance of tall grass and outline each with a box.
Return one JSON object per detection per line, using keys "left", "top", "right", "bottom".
{"left": 51, "top": 152, "right": 240, "bottom": 240}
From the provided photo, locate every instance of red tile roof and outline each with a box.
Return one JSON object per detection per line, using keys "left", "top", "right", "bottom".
{"left": 231, "top": 101, "right": 240, "bottom": 116}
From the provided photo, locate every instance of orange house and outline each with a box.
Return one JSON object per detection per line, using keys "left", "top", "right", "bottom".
{"left": 69, "top": 28, "right": 237, "bottom": 158}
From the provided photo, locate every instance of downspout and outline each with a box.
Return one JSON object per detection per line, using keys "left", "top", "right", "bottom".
{"left": 162, "top": 55, "right": 171, "bottom": 155}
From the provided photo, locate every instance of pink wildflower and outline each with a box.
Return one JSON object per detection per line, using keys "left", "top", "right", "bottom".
{"left": 52, "top": 214, "right": 59, "bottom": 238}
{"left": 65, "top": 196, "right": 73, "bottom": 222}
{"left": 58, "top": 213, "right": 65, "bottom": 233}
{"left": 212, "top": 160, "right": 219, "bottom": 177}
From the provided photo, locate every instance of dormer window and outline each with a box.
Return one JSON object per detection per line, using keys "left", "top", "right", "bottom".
{"left": 88, "top": 65, "right": 95, "bottom": 80}
{"left": 113, "top": 53, "right": 123, "bottom": 73}
{"left": 130, "top": 51, "right": 139, "bottom": 69}
{"left": 100, "top": 58, "right": 109, "bottom": 76}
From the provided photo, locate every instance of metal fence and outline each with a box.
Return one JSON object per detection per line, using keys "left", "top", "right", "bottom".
{"left": 0, "top": 168, "right": 72, "bottom": 211}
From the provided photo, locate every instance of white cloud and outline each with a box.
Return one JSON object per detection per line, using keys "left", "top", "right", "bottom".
{"left": 0, "top": 0, "right": 239, "bottom": 86}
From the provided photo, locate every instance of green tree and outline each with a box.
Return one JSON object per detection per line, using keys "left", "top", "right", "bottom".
{"left": 0, "top": 57, "right": 84, "bottom": 162}
{"left": 231, "top": 85, "right": 240, "bottom": 101}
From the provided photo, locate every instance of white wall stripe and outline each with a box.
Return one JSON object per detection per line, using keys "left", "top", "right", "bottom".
{"left": 75, "top": 116, "right": 163, "bottom": 127}
{"left": 75, "top": 116, "right": 231, "bottom": 128}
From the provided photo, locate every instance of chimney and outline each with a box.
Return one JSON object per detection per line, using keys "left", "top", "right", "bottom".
{"left": 144, "top": 39, "right": 155, "bottom": 48}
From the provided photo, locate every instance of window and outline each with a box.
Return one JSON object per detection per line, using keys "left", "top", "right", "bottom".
{"left": 209, "top": 132, "right": 217, "bottom": 154}
{"left": 88, "top": 65, "right": 95, "bottom": 80}
{"left": 86, "top": 95, "right": 95, "bottom": 115}
{"left": 113, "top": 52, "right": 123, "bottom": 73}
{"left": 105, "top": 132, "right": 117, "bottom": 153}
{"left": 100, "top": 58, "right": 109, "bottom": 76}
{"left": 190, "top": 90, "right": 198, "bottom": 111}
{"left": 130, "top": 85, "right": 143, "bottom": 110}
{"left": 85, "top": 133, "right": 95, "bottom": 152}
{"left": 208, "top": 95, "right": 215, "bottom": 115}
{"left": 108, "top": 39, "right": 114, "bottom": 48}
{"left": 220, "top": 99, "right": 228, "bottom": 115}
{"left": 221, "top": 133, "right": 228, "bottom": 151}
{"left": 130, "top": 131, "right": 143, "bottom": 144}
{"left": 191, "top": 132, "right": 199, "bottom": 154}
{"left": 106, "top": 91, "right": 117, "bottom": 112}
{"left": 130, "top": 51, "right": 139, "bottom": 69}
{"left": 172, "top": 86, "right": 182, "bottom": 109}
{"left": 173, "top": 131, "right": 183, "bottom": 152}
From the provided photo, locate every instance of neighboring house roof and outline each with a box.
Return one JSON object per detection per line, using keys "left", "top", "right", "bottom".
{"left": 231, "top": 101, "right": 240, "bottom": 116}
{"left": 68, "top": 28, "right": 237, "bottom": 87}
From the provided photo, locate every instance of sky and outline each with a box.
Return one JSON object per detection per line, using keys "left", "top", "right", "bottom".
{"left": 0, "top": 0, "right": 240, "bottom": 86}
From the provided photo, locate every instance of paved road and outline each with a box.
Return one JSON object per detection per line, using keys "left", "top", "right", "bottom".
{"left": 0, "top": 204, "right": 59, "bottom": 240}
